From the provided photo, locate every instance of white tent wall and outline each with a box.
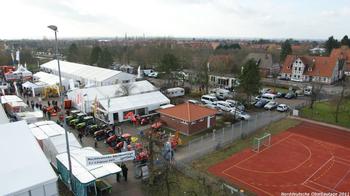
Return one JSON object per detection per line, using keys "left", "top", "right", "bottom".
{"left": 0, "top": 121, "right": 58, "bottom": 196}
{"left": 0, "top": 104, "right": 9, "bottom": 124}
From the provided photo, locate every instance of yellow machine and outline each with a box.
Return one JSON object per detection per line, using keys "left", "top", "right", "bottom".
{"left": 42, "top": 85, "right": 60, "bottom": 99}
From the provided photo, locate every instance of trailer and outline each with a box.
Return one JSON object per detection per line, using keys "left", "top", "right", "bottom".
{"left": 165, "top": 87, "right": 185, "bottom": 98}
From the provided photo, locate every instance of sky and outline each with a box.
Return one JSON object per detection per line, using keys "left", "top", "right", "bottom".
{"left": 1, "top": 0, "right": 350, "bottom": 40}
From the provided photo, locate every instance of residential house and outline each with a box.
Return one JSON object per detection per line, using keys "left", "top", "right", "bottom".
{"left": 209, "top": 73, "right": 238, "bottom": 89}
{"left": 244, "top": 53, "right": 279, "bottom": 77}
{"left": 158, "top": 103, "right": 217, "bottom": 135}
{"left": 281, "top": 47, "right": 349, "bottom": 84}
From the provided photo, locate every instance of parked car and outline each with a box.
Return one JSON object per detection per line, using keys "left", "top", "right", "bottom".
{"left": 264, "top": 101, "right": 278, "bottom": 110}
{"left": 230, "top": 110, "right": 251, "bottom": 120}
{"left": 260, "top": 88, "right": 272, "bottom": 94}
{"left": 304, "top": 86, "right": 312, "bottom": 96}
{"left": 187, "top": 99, "right": 200, "bottom": 104}
{"left": 226, "top": 99, "right": 245, "bottom": 111}
{"left": 204, "top": 103, "right": 223, "bottom": 115}
{"left": 148, "top": 72, "right": 158, "bottom": 78}
{"left": 201, "top": 95, "right": 218, "bottom": 105}
{"left": 254, "top": 99, "right": 269, "bottom": 108}
{"left": 276, "top": 92, "right": 286, "bottom": 98}
{"left": 285, "top": 92, "right": 296, "bottom": 99}
{"left": 277, "top": 104, "right": 289, "bottom": 112}
{"left": 216, "top": 101, "right": 234, "bottom": 112}
{"left": 255, "top": 95, "right": 262, "bottom": 102}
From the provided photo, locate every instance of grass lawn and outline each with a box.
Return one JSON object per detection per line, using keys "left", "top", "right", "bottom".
{"left": 301, "top": 100, "right": 350, "bottom": 128}
{"left": 191, "top": 118, "right": 301, "bottom": 173}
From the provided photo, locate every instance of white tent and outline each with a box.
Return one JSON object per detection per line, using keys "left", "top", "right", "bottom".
{"left": 0, "top": 95, "right": 23, "bottom": 104}
{"left": 29, "top": 120, "right": 65, "bottom": 141}
{"left": 56, "top": 147, "right": 121, "bottom": 183}
{"left": 67, "top": 80, "right": 158, "bottom": 113}
{"left": 98, "top": 91, "right": 170, "bottom": 124}
{"left": 0, "top": 104, "right": 9, "bottom": 124}
{"left": 40, "top": 60, "right": 136, "bottom": 86}
{"left": 33, "top": 71, "right": 69, "bottom": 89}
{"left": 22, "top": 81, "right": 39, "bottom": 89}
{"left": 42, "top": 132, "right": 82, "bottom": 168}
{"left": 0, "top": 121, "right": 58, "bottom": 196}
{"left": 12, "top": 65, "right": 32, "bottom": 78}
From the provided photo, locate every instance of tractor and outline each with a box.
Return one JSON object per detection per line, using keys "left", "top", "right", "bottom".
{"left": 76, "top": 116, "right": 95, "bottom": 133}
{"left": 65, "top": 110, "right": 80, "bottom": 124}
{"left": 69, "top": 113, "right": 87, "bottom": 127}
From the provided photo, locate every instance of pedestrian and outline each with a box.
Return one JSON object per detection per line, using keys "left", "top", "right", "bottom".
{"left": 47, "top": 111, "right": 51, "bottom": 120}
{"left": 35, "top": 103, "right": 39, "bottom": 108}
{"left": 39, "top": 103, "right": 42, "bottom": 110}
{"left": 43, "top": 107, "right": 47, "bottom": 118}
{"left": 26, "top": 100, "right": 29, "bottom": 106}
{"left": 121, "top": 163, "right": 128, "bottom": 182}
{"left": 78, "top": 133, "right": 83, "bottom": 143}
{"left": 116, "top": 170, "right": 121, "bottom": 182}
{"left": 94, "top": 141, "right": 98, "bottom": 148}
{"left": 48, "top": 100, "right": 50, "bottom": 107}
{"left": 31, "top": 102, "right": 34, "bottom": 110}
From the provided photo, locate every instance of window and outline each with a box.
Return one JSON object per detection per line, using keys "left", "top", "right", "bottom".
{"left": 298, "top": 67, "right": 301, "bottom": 71}
{"left": 295, "top": 67, "right": 297, "bottom": 71}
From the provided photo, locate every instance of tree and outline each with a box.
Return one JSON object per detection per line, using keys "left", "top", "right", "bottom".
{"left": 97, "top": 48, "right": 113, "bottom": 68}
{"left": 239, "top": 59, "right": 261, "bottom": 101}
{"left": 159, "top": 53, "right": 179, "bottom": 87}
{"left": 67, "top": 43, "right": 79, "bottom": 62}
{"left": 89, "top": 46, "right": 102, "bottom": 65}
{"left": 280, "top": 39, "right": 292, "bottom": 62}
{"left": 325, "top": 36, "right": 340, "bottom": 55}
{"left": 309, "top": 82, "right": 323, "bottom": 110}
{"left": 334, "top": 77, "right": 347, "bottom": 123}
{"left": 20, "top": 49, "right": 35, "bottom": 64}
{"left": 341, "top": 35, "right": 350, "bottom": 47}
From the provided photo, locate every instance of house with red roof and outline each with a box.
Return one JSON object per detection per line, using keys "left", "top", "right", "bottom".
{"left": 280, "top": 47, "right": 349, "bottom": 84}
{"left": 157, "top": 103, "right": 217, "bottom": 135}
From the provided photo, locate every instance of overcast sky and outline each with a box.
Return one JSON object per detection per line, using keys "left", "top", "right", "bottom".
{"left": 1, "top": 0, "right": 349, "bottom": 40}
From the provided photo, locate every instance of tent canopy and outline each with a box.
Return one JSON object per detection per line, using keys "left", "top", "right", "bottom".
{"left": 29, "top": 120, "right": 65, "bottom": 140}
{"left": 0, "top": 95, "right": 23, "bottom": 104}
{"left": 99, "top": 91, "right": 170, "bottom": 113}
{"left": 56, "top": 147, "right": 121, "bottom": 184}
{"left": 33, "top": 71, "right": 67, "bottom": 86}
{"left": 13, "top": 65, "right": 32, "bottom": 77}
{"left": 0, "top": 121, "right": 57, "bottom": 196}
{"left": 22, "top": 81, "right": 39, "bottom": 89}
{"left": 40, "top": 60, "right": 133, "bottom": 83}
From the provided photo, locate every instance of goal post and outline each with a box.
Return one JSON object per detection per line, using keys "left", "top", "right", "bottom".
{"left": 252, "top": 133, "right": 271, "bottom": 152}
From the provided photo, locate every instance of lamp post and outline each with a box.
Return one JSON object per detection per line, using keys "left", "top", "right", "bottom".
{"left": 48, "top": 25, "right": 73, "bottom": 190}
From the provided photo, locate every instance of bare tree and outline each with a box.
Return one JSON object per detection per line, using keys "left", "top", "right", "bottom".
{"left": 114, "top": 83, "right": 135, "bottom": 96}
{"left": 334, "top": 77, "right": 348, "bottom": 123}
{"left": 309, "top": 80, "right": 323, "bottom": 110}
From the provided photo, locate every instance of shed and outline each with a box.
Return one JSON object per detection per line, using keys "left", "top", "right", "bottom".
{"left": 158, "top": 103, "right": 217, "bottom": 135}
{"left": 0, "top": 121, "right": 58, "bottom": 196}
{"left": 56, "top": 147, "right": 121, "bottom": 196}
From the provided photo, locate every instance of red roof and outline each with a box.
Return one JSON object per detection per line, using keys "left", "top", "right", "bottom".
{"left": 281, "top": 47, "right": 350, "bottom": 77}
{"left": 157, "top": 103, "right": 217, "bottom": 122}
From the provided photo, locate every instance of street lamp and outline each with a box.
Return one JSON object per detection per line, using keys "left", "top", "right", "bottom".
{"left": 48, "top": 25, "right": 73, "bottom": 190}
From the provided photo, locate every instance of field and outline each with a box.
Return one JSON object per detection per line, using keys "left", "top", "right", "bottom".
{"left": 301, "top": 100, "right": 350, "bottom": 128}
{"left": 208, "top": 122, "right": 350, "bottom": 195}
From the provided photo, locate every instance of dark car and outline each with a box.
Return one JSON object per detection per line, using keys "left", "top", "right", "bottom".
{"left": 276, "top": 92, "right": 286, "bottom": 98}
{"left": 254, "top": 99, "right": 269, "bottom": 108}
{"left": 284, "top": 92, "right": 296, "bottom": 99}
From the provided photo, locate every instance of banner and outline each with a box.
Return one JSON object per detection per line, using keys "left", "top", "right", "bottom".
{"left": 86, "top": 150, "right": 135, "bottom": 166}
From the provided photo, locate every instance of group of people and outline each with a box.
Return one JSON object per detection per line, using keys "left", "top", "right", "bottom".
{"left": 116, "top": 163, "right": 129, "bottom": 182}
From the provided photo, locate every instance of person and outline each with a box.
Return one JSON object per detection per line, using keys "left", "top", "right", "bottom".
{"left": 43, "top": 107, "right": 47, "bottom": 118}
{"left": 35, "top": 103, "right": 39, "bottom": 109}
{"left": 47, "top": 111, "right": 51, "bottom": 120}
{"left": 94, "top": 141, "right": 98, "bottom": 148}
{"left": 78, "top": 133, "right": 83, "bottom": 143}
{"left": 121, "top": 163, "right": 128, "bottom": 182}
{"left": 116, "top": 165, "right": 121, "bottom": 182}
{"left": 48, "top": 100, "right": 51, "bottom": 107}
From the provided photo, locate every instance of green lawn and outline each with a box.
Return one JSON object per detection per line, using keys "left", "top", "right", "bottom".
{"left": 192, "top": 118, "right": 301, "bottom": 173}
{"left": 301, "top": 100, "right": 350, "bottom": 128}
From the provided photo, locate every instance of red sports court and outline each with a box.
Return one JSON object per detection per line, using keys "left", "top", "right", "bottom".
{"left": 208, "top": 122, "right": 350, "bottom": 195}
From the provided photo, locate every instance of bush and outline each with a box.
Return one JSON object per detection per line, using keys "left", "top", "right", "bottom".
{"left": 221, "top": 113, "right": 234, "bottom": 123}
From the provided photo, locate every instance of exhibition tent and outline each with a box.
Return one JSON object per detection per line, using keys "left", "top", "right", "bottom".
{"left": 0, "top": 121, "right": 58, "bottom": 196}
{"left": 0, "top": 104, "right": 9, "bottom": 124}
{"left": 57, "top": 147, "right": 121, "bottom": 196}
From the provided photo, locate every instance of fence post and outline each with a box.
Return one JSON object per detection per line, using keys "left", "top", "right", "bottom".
{"left": 255, "top": 114, "right": 258, "bottom": 129}
{"left": 222, "top": 128, "right": 225, "bottom": 140}
{"left": 213, "top": 129, "right": 216, "bottom": 140}
{"left": 240, "top": 120, "right": 243, "bottom": 137}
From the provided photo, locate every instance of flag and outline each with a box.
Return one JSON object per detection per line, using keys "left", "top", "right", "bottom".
{"left": 207, "top": 62, "right": 210, "bottom": 72}
{"left": 11, "top": 52, "right": 14, "bottom": 65}
{"left": 15, "top": 50, "right": 20, "bottom": 64}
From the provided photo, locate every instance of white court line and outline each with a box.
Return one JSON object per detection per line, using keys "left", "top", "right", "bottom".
{"left": 302, "top": 156, "right": 333, "bottom": 184}
{"left": 332, "top": 169, "right": 350, "bottom": 191}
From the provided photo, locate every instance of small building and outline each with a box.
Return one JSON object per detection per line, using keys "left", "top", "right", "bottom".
{"left": 0, "top": 121, "right": 58, "bottom": 196}
{"left": 209, "top": 74, "right": 238, "bottom": 89}
{"left": 158, "top": 103, "right": 217, "bottom": 135}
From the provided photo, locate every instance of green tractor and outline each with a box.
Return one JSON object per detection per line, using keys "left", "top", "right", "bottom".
{"left": 65, "top": 110, "right": 80, "bottom": 124}
{"left": 76, "top": 116, "right": 95, "bottom": 132}
{"left": 69, "top": 113, "right": 87, "bottom": 127}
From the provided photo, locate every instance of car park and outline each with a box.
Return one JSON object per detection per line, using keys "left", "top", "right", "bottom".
{"left": 277, "top": 104, "right": 289, "bottom": 112}
{"left": 264, "top": 101, "right": 278, "bottom": 110}
{"left": 254, "top": 99, "right": 269, "bottom": 108}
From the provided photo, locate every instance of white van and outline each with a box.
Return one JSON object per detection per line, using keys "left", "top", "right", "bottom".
{"left": 165, "top": 87, "right": 185, "bottom": 98}
{"left": 201, "top": 95, "right": 218, "bottom": 105}
{"left": 210, "top": 88, "right": 230, "bottom": 100}
{"left": 261, "top": 93, "right": 277, "bottom": 102}
{"left": 216, "top": 101, "right": 234, "bottom": 112}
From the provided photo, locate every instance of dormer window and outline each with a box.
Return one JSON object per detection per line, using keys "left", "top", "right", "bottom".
{"left": 308, "top": 67, "right": 312, "bottom": 72}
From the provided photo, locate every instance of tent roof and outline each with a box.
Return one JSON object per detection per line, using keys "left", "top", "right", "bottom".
{"left": 33, "top": 71, "right": 67, "bottom": 86}
{"left": 0, "top": 121, "right": 57, "bottom": 195}
{"left": 0, "top": 104, "right": 9, "bottom": 124}
{"left": 29, "top": 121, "right": 65, "bottom": 140}
{"left": 99, "top": 91, "right": 170, "bottom": 113}
{"left": 0, "top": 95, "right": 23, "bottom": 104}
{"left": 48, "top": 133, "right": 82, "bottom": 155}
{"left": 22, "top": 81, "right": 39, "bottom": 88}
{"left": 40, "top": 60, "right": 132, "bottom": 82}
{"left": 67, "top": 80, "right": 157, "bottom": 101}
{"left": 56, "top": 147, "right": 121, "bottom": 184}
